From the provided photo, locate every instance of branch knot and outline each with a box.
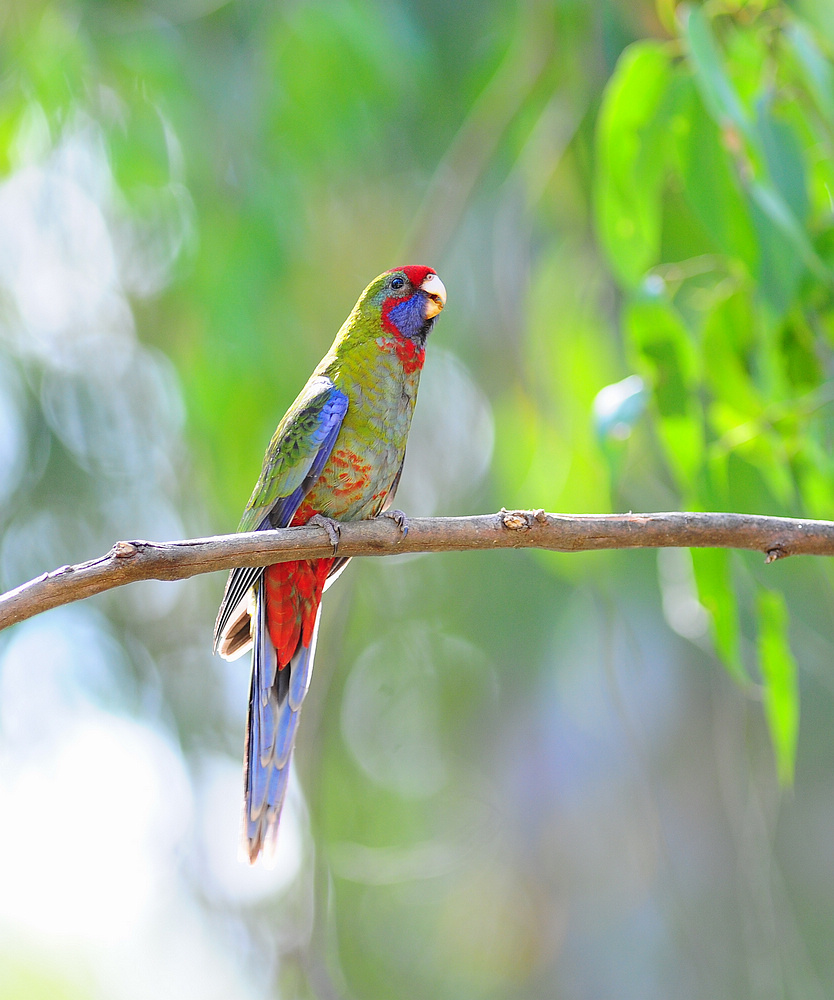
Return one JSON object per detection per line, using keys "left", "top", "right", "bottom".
{"left": 500, "top": 508, "right": 535, "bottom": 531}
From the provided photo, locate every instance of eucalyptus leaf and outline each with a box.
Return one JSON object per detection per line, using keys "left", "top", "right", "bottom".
{"left": 683, "top": 5, "right": 751, "bottom": 141}
{"left": 757, "top": 589, "right": 800, "bottom": 785}
{"left": 691, "top": 548, "right": 745, "bottom": 683}
{"left": 595, "top": 42, "right": 675, "bottom": 285}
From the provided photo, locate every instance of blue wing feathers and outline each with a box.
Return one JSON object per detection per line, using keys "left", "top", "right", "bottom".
{"left": 263, "top": 388, "right": 347, "bottom": 530}
{"left": 214, "top": 383, "right": 347, "bottom": 656}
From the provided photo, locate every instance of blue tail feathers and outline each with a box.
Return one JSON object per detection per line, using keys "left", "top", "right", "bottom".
{"left": 243, "top": 580, "right": 320, "bottom": 863}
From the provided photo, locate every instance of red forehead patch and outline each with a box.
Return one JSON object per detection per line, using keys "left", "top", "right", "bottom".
{"left": 389, "top": 265, "right": 435, "bottom": 287}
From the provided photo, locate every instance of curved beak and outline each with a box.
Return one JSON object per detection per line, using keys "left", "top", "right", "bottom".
{"left": 421, "top": 272, "right": 447, "bottom": 319}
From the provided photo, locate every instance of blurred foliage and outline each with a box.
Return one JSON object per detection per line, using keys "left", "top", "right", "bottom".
{"left": 2, "top": 1, "right": 834, "bottom": 999}
{"left": 596, "top": 0, "right": 834, "bottom": 782}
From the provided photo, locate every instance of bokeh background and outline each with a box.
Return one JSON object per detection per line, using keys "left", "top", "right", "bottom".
{"left": 2, "top": 0, "right": 834, "bottom": 997}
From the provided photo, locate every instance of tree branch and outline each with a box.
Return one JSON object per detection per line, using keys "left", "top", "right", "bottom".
{"left": 2, "top": 509, "right": 834, "bottom": 632}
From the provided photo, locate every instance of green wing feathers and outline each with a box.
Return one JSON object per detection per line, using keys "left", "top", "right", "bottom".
{"left": 238, "top": 376, "right": 349, "bottom": 533}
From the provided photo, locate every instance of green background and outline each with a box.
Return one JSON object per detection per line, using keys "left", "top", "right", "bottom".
{"left": 1, "top": 0, "right": 834, "bottom": 997}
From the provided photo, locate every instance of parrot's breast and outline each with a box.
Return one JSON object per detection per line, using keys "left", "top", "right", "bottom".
{"left": 304, "top": 348, "right": 421, "bottom": 521}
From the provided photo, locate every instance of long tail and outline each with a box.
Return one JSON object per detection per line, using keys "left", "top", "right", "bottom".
{"left": 243, "top": 562, "right": 328, "bottom": 863}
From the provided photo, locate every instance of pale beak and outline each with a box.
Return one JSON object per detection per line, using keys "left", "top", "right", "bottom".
{"left": 420, "top": 272, "right": 447, "bottom": 319}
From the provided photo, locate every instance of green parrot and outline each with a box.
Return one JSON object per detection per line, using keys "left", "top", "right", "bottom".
{"left": 214, "top": 266, "right": 447, "bottom": 863}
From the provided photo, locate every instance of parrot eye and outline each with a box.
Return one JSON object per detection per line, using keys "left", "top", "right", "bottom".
{"left": 390, "top": 276, "right": 405, "bottom": 290}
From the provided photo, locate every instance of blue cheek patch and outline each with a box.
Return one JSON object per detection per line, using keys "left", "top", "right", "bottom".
{"left": 387, "top": 293, "right": 425, "bottom": 340}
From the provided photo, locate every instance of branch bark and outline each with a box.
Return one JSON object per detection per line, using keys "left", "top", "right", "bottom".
{"left": 2, "top": 509, "right": 833, "bottom": 632}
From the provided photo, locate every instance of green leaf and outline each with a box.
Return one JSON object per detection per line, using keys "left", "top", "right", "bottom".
{"left": 691, "top": 548, "right": 746, "bottom": 682}
{"left": 702, "top": 290, "right": 762, "bottom": 417}
{"left": 683, "top": 5, "right": 751, "bottom": 141}
{"left": 756, "top": 100, "right": 809, "bottom": 224}
{"left": 779, "top": 313, "right": 823, "bottom": 392}
{"left": 628, "top": 295, "right": 697, "bottom": 415}
{"left": 626, "top": 292, "right": 704, "bottom": 485}
{"left": 722, "top": 433, "right": 796, "bottom": 510}
{"left": 786, "top": 22, "right": 834, "bottom": 125}
{"left": 749, "top": 180, "right": 828, "bottom": 286}
{"left": 672, "top": 79, "right": 757, "bottom": 267}
{"left": 756, "top": 589, "right": 799, "bottom": 785}
{"left": 595, "top": 41, "right": 675, "bottom": 285}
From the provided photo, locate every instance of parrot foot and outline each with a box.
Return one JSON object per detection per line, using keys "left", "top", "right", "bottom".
{"left": 308, "top": 514, "right": 341, "bottom": 554}
{"left": 379, "top": 509, "right": 409, "bottom": 539}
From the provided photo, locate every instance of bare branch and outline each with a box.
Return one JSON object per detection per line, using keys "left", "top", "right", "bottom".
{"left": 2, "top": 509, "right": 834, "bottom": 632}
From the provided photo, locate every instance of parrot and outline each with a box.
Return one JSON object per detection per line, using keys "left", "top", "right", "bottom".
{"left": 213, "top": 265, "right": 447, "bottom": 863}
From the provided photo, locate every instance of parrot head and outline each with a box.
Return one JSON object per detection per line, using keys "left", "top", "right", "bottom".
{"left": 346, "top": 265, "right": 446, "bottom": 373}
{"left": 377, "top": 265, "right": 447, "bottom": 343}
